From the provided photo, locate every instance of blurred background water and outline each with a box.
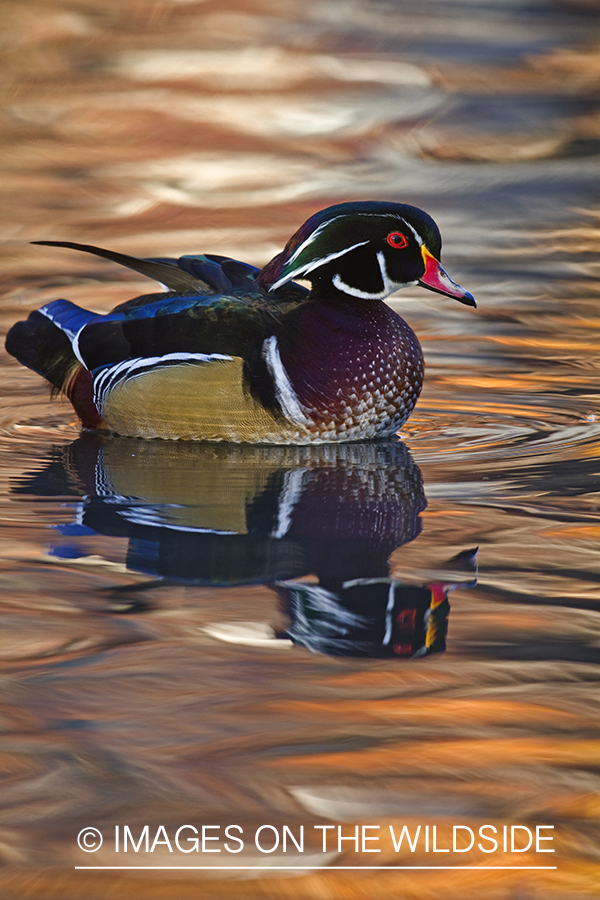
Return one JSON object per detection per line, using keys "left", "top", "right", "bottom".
{"left": 0, "top": 1, "right": 599, "bottom": 898}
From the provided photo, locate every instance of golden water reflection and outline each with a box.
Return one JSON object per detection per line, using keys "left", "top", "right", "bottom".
{"left": 0, "top": 0, "right": 599, "bottom": 897}
{"left": 13, "top": 435, "right": 475, "bottom": 659}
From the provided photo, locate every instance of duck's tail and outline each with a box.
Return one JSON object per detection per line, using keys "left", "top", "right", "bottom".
{"left": 6, "top": 300, "right": 105, "bottom": 429}
{"left": 33, "top": 241, "right": 206, "bottom": 292}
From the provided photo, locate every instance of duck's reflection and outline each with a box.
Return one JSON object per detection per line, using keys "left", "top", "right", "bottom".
{"left": 15, "top": 435, "right": 476, "bottom": 659}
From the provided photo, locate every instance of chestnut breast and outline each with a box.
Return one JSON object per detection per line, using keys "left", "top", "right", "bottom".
{"left": 277, "top": 297, "right": 424, "bottom": 440}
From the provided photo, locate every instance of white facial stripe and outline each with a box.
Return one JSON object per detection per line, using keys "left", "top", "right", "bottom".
{"left": 285, "top": 215, "right": 346, "bottom": 267}
{"left": 269, "top": 210, "right": 427, "bottom": 292}
{"left": 331, "top": 274, "right": 387, "bottom": 299}
{"left": 285, "top": 211, "right": 405, "bottom": 256}
{"left": 262, "top": 335, "right": 312, "bottom": 426}
{"left": 400, "top": 218, "right": 424, "bottom": 246}
{"left": 283, "top": 211, "right": 401, "bottom": 268}
{"left": 377, "top": 251, "right": 401, "bottom": 295}
{"left": 332, "top": 252, "right": 416, "bottom": 300}
{"left": 269, "top": 240, "right": 369, "bottom": 292}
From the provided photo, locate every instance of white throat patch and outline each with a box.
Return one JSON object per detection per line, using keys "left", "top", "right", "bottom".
{"left": 332, "top": 251, "right": 416, "bottom": 300}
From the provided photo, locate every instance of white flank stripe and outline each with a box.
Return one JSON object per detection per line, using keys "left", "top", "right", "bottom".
{"left": 110, "top": 351, "right": 231, "bottom": 377}
{"left": 262, "top": 336, "right": 312, "bottom": 427}
{"left": 94, "top": 351, "right": 232, "bottom": 411}
{"left": 119, "top": 507, "right": 236, "bottom": 535}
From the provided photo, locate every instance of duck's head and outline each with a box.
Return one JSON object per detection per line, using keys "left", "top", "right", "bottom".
{"left": 258, "top": 200, "right": 475, "bottom": 307}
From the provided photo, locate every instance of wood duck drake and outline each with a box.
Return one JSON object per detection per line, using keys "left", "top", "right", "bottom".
{"left": 6, "top": 201, "right": 475, "bottom": 444}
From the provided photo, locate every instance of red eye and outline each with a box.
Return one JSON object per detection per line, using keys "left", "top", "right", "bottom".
{"left": 386, "top": 232, "right": 408, "bottom": 249}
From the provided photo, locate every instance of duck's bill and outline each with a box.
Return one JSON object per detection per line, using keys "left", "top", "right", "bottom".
{"left": 418, "top": 247, "right": 476, "bottom": 307}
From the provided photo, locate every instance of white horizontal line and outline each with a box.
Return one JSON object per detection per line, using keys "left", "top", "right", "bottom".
{"left": 75, "top": 866, "right": 558, "bottom": 870}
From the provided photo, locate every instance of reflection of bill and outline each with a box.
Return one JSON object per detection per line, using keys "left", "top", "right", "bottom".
{"left": 14, "top": 435, "right": 476, "bottom": 658}
{"left": 275, "top": 549, "right": 477, "bottom": 659}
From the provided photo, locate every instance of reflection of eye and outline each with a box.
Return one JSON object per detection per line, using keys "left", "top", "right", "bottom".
{"left": 386, "top": 232, "right": 408, "bottom": 249}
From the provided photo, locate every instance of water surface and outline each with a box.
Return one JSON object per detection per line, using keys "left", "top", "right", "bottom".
{"left": 0, "top": 1, "right": 599, "bottom": 897}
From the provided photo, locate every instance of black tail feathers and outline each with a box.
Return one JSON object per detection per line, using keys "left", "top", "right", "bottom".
{"left": 32, "top": 241, "right": 206, "bottom": 293}
{"left": 5, "top": 310, "right": 79, "bottom": 391}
